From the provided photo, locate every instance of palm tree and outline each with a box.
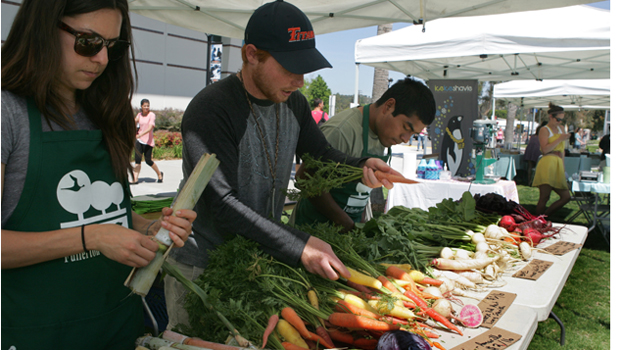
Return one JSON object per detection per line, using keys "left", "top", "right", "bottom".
{"left": 371, "top": 24, "right": 393, "bottom": 102}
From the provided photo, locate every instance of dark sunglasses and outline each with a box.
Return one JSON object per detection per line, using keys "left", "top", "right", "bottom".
{"left": 58, "top": 22, "right": 129, "bottom": 61}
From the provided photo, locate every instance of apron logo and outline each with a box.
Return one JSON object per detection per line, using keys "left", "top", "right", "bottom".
{"left": 56, "top": 170, "right": 129, "bottom": 262}
{"left": 344, "top": 182, "right": 372, "bottom": 214}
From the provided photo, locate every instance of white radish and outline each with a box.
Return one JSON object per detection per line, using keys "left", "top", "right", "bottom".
{"left": 474, "top": 251, "right": 489, "bottom": 260}
{"left": 471, "top": 232, "right": 486, "bottom": 245}
{"left": 431, "top": 256, "right": 499, "bottom": 271}
{"left": 440, "top": 247, "right": 454, "bottom": 259}
{"left": 432, "top": 269, "right": 477, "bottom": 289}
{"left": 451, "top": 287, "right": 482, "bottom": 300}
{"left": 423, "top": 286, "right": 443, "bottom": 298}
{"left": 476, "top": 242, "right": 490, "bottom": 253}
{"left": 432, "top": 299, "right": 453, "bottom": 318}
{"left": 455, "top": 270, "right": 486, "bottom": 284}
{"left": 453, "top": 248, "right": 473, "bottom": 260}
{"left": 438, "top": 277, "right": 455, "bottom": 294}
{"left": 484, "top": 224, "right": 503, "bottom": 239}
{"left": 519, "top": 242, "right": 532, "bottom": 260}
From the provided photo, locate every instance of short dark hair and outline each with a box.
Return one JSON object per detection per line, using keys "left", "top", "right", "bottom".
{"left": 374, "top": 78, "right": 436, "bottom": 125}
{"left": 141, "top": 99, "right": 150, "bottom": 106}
{"left": 312, "top": 98, "right": 323, "bottom": 108}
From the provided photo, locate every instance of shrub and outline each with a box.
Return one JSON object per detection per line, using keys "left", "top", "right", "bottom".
{"left": 154, "top": 130, "right": 182, "bottom": 148}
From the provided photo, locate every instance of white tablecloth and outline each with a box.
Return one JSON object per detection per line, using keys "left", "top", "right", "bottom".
{"left": 572, "top": 181, "right": 610, "bottom": 194}
{"left": 385, "top": 179, "right": 519, "bottom": 212}
{"left": 469, "top": 223, "right": 588, "bottom": 321}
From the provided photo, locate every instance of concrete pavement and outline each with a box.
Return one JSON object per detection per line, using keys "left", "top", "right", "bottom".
{"left": 128, "top": 142, "right": 433, "bottom": 199}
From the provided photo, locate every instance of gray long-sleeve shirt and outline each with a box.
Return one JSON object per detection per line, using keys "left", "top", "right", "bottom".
{"left": 170, "top": 75, "right": 365, "bottom": 268}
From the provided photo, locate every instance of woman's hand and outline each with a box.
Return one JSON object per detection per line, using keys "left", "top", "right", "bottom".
{"left": 90, "top": 224, "right": 160, "bottom": 268}
{"left": 147, "top": 208, "right": 197, "bottom": 247}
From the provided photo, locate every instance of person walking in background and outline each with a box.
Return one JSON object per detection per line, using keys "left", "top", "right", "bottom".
{"left": 1, "top": 0, "right": 195, "bottom": 347}
{"left": 573, "top": 127, "right": 586, "bottom": 150}
{"left": 523, "top": 121, "right": 548, "bottom": 185}
{"left": 417, "top": 126, "right": 428, "bottom": 151}
{"left": 311, "top": 98, "right": 327, "bottom": 126}
{"left": 599, "top": 133, "right": 610, "bottom": 168}
{"left": 532, "top": 103, "right": 571, "bottom": 216}
{"left": 132, "top": 98, "right": 163, "bottom": 184}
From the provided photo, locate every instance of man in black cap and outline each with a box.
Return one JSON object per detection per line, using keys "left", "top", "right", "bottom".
{"left": 164, "top": 0, "right": 400, "bottom": 329}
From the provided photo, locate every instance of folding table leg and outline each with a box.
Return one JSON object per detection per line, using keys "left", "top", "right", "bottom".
{"left": 549, "top": 311, "right": 565, "bottom": 345}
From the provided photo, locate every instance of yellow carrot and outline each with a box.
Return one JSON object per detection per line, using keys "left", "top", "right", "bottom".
{"left": 276, "top": 319, "right": 308, "bottom": 349}
{"left": 381, "top": 263, "right": 413, "bottom": 271}
{"left": 344, "top": 267, "right": 383, "bottom": 290}
{"left": 368, "top": 300, "right": 416, "bottom": 320}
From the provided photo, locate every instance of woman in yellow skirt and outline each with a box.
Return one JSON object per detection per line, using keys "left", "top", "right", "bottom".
{"left": 532, "top": 103, "right": 571, "bottom": 216}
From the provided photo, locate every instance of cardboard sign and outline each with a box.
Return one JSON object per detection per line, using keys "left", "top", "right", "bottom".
{"left": 450, "top": 327, "right": 522, "bottom": 350}
{"left": 512, "top": 259, "right": 553, "bottom": 280}
{"left": 477, "top": 291, "right": 516, "bottom": 328}
{"left": 543, "top": 241, "right": 582, "bottom": 255}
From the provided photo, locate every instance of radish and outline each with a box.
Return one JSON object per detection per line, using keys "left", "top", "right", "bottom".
{"left": 423, "top": 286, "right": 443, "bottom": 298}
{"left": 432, "top": 299, "right": 453, "bottom": 318}
{"left": 453, "top": 249, "right": 473, "bottom": 260}
{"left": 458, "top": 305, "right": 483, "bottom": 328}
{"left": 519, "top": 242, "right": 532, "bottom": 260}
{"left": 523, "top": 227, "right": 557, "bottom": 245}
{"left": 440, "top": 247, "right": 454, "bottom": 259}
{"left": 499, "top": 215, "right": 517, "bottom": 231}
{"left": 430, "top": 256, "right": 499, "bottom": 271}
{"left": 471, "top": 232, "right": 486, "bottom": 245}
{"left": 475, "top": 242, "right": 490, "bottom": 253}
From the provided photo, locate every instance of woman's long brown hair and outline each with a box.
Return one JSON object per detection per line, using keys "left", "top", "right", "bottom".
{"left": 1, "top": 0, "right": 137, "bottom": 183}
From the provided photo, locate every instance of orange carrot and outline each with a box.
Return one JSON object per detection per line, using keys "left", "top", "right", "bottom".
{"left": 335, "top": 299, "right": 381, "bottom": 319}
{"left": 385, "top": 266, "right": 417, "bottom": 291}
{"left": 262, "top": 314, "right": 279, "bottom": 349}
{"left": 403, "top": 290, "right": 463, "bottom": 336}
{"left": 433, "top": 341, "right": 447, "bottom": 350}
{"left": 282, "top": 307, "right": 311, "bottom": 339}
{"left": 327, "top": 329, "right": 378, "bottom": 350}
{"left": 282, "top": 341, "right": 309, "bottom": 350}
{"left": 315, "top": 326, "right": 335, "bottom": 349}
{"left": 328, "top": 313, "right": 401, "bottom": 331}
{"left": 377, "top": 275, "right": 400, "bottom": 294}
{"left": 305, "top": 330, "right": 334, "bottom": 348}
{"left": 374, "top": 170, "right": 418, "bottom": 184}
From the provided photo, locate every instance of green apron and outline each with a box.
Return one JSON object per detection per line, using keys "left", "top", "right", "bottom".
{"left": 2, "top": 99, "right": 142, "bottom": 350}
{"left": 295, "top": 104, "right": 391, "bottom": 225}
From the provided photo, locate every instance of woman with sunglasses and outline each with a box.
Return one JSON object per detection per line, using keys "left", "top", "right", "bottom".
{"left": 1, "top": 0, "right": 196, "bottom": 347}
{"left": 532, "top": 103, "right": 571, "bottom": 216}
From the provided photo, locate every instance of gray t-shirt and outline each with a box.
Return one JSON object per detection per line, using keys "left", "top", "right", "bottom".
{"left": 1, "top": 90, "right": 96, "bottom": 226}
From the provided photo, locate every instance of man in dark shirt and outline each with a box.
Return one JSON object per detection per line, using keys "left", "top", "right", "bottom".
{"left": 164, "top": 0, "right": 400, "bottom": 330}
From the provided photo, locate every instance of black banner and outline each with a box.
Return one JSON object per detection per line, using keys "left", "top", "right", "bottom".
{"left": 428, "top": 80, "right": 478, "bottom": 176}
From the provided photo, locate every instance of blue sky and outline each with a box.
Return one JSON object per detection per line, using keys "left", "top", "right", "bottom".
{"left": 309, "top": 1, "right": 611, "bottom": 97}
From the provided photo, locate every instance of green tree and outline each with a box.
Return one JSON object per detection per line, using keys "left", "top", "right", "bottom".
{"left": 591, "top": 109, "right": 606, "bottom": 134}
{"left": 306, "top": 75, "right": 332, "bottom": 112}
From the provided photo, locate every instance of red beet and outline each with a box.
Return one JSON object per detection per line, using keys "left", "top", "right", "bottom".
{"left": 522, "top": 227, "right": 557, "bottom": 245}
{"left": 499, "top": 215, "right": 517, "bottom": 231}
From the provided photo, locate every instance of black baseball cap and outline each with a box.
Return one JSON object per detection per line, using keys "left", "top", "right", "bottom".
{"left": 244, "top": 0, "right": 332, "bottom": 75}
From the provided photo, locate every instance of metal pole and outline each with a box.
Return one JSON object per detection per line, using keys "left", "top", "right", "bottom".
{"left": 353, "top": 63, "right": 360, "bottom": 106}
{"left": 206, "top": 34, "right": 212, "bottom": 86}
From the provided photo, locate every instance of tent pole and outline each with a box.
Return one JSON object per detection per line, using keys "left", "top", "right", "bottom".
{"left": 353, "top": 63, "right": 360, "bottom": 106}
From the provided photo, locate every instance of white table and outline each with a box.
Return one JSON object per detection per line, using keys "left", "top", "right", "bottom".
{"left": 433, "top": 301, "right": 538, "bottom": 350}
{"left": 385, "top": 179, "right": 519, "bottom": 212}
{"left": 468, "top": 224, "right": 587, "bottom": 321}
{"left": 571, "top": 180, "right": 610, "bottom": 243}
{"left": 465, "top": 224, "right": 588, "bottom": 346}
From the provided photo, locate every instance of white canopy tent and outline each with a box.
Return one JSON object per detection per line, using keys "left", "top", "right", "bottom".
{"left": 493, "top": 79, "right": 610, "bottom": 108}
{"left": 354, "top": 5, "right": 610, "bottom": 85}
{"left": 128, "top": 0, "right": 602, "bottom": 39}
{"left": 494, "top": 79, "right": 611, "bottom": 135}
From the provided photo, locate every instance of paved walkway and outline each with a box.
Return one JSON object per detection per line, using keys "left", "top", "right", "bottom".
{"left": 129, "top": 142, "right": 433, "bottom": 199}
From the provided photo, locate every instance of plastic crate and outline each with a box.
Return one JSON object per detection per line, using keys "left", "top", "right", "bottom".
{"left": 143, "top": 286, "right": 168, "bottom": 333}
